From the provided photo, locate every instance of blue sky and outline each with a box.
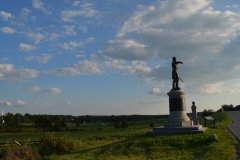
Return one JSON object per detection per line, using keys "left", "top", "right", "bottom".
{"left": 1, "top": 0, "right": 240, "bottom": 116}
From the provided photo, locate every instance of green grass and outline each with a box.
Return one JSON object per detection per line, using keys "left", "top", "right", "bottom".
{"left": 0, "top": 112, "right": 239, "bottom": 160}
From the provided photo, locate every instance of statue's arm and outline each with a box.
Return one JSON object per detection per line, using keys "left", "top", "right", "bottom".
{"left": 174, "top": 61, "right": 183, "bottom": 64}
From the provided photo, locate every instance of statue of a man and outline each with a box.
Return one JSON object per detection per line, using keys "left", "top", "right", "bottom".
{"left": 172, "top": 57, "right": 183, "bottom": 89}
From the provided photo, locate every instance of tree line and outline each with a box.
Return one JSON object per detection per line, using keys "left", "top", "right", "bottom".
{"left": 0, "top": 112, "right": 168, "bottom": 132}
{"left": 217, "top": 104, "right": 240, "bottom": 112}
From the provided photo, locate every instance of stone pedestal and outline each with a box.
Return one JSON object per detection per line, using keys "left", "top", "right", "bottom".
{"left": 164, "top": 89, "right": 193, "bottom": 127}
{"left": 191, "top": 101, "right": 199, "bottom": 125}
{"left": 147, "top": 88, "right": 206, "bottom": 135}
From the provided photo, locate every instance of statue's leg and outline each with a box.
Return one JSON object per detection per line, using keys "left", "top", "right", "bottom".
{"left": 172, "top": 79, "right": 176, "bottom": 89}
{"left": 176, "top": 78, "right": 179, "bottom": 89}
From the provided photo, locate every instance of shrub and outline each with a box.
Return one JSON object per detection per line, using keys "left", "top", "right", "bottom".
{"left": 150, "top": 122, "right": 154, "bottom": 127}
{"left": 121, "top": 120, "right": 128, "bottom": 128}
{"left": 34, "top": 115, "right": 53, "bottom": 131}
{"left": 39, "top": 134, "right": 80, "bottom": 155}
{"left": 202, "top": 109, "right": 214, "bottom": 118}
{"left": 76, "top": 120, "right": 80, "bottom": 126}
{"left": 114, "top": 122, "right": 120, "bottom": 129}
{"left": 2, "top": 145, "right": 39, "bottom": 160}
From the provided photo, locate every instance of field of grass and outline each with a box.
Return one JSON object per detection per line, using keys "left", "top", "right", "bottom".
{"left": 0, "top": 112, "right": 239, "bottom": 160}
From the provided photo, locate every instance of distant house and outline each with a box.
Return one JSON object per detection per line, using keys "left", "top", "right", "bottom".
{"left": 102, "top": 123, "right": 107, "bottom": 126}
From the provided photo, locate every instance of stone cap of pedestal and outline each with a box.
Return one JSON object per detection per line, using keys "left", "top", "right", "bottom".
{"left": 167, "top": 89, "right": 186, "bottom": 98}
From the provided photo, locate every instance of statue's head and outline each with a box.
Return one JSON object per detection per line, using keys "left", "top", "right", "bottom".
{"left": 172, "top": 57, "right": 176, "bottom": 61}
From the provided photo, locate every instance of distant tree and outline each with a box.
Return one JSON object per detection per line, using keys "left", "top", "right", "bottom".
{"left": 4, "top": 113, "right": 18, "bottom": 128}
{"left": 34, "top": 115, "right": 53, "bottom": 131}
{"left": 114, "top": 122, "right": 120, "bottom": 129}
{"left": 222, "top": 104, "right": 234, "bottom": 111}
{"left": 23, "top": 116, "right": 29, "bottom": 123}
{"left": 201, "top": 109, "right": 214, "bottom": 118}
{"left": 54, "top": 116, "right": 67, "bottom": 131}
{"left": 121, "top": 120, "right": 128, "bottom": 128}
{"left": 150, "top": 122, "right": 154, "bottom": 127}
{"left": 4, "top": 112, "right": 22, "bottom": 132}
{"left": 76, "top": 120, "right": 80, "bottom": 126}
{"left": 235, "top": 105, "right": 240, "bottom": 111}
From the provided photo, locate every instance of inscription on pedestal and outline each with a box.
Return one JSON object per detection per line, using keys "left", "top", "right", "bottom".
{"left": 169, "top": 98, "right": 186, "bottom": 111}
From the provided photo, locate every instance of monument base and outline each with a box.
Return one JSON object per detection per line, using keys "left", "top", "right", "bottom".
{"left": 146, "top": 125, "right": 207, "bottom": 135}
{"left": 146, "top": 88, "right": 207, "bottom": 135}
{"left": 164, "top": 121, "right": 193, "bottom": 127}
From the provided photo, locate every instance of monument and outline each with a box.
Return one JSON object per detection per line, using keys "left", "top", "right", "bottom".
{"left": 147, "top": 57, "right": 206, "bottom": 135}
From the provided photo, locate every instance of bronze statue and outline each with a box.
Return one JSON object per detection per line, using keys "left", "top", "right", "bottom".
{"left": 172, "top": 57, "right": 183, "bottom": 89}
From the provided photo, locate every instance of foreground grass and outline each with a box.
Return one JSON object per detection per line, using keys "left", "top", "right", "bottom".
{"left": 39, "top": 112, "right": 240, "bottom": 159}
{"left": 1, "top": 112, "right": 239, "bottom": 160}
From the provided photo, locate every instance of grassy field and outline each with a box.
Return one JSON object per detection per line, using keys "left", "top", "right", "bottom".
{"left": 0, "top": 112, "right": 239, "bottom": 160}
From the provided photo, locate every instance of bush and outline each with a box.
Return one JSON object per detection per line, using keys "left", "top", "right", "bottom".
{"left": 121, "top": 120, "right": 128, "bottom": 128}
{"left": 150, "top": 122, "right": 154, "bottom": 127}
{"left": 201, "top": 109, "right": 214, "bottom": 118}
{"left": 34, "top": 115, "right": 53, "bottom": 131}
{"left": 39, "top": 134, "right": 80, "bottom": 155}
{"left": 114, "top": 122, "right": 120, "bottom": 129}
{"left": 96, "top": 128, "right": 103, "bottom": 130}
{"left": 1, "top": 145, "right": 39, "bottom": 160}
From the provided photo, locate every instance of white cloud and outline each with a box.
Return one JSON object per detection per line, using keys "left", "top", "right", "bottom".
{"left": 0, "top": 100, "right": 31, "bottom": 107}
{"left": 72, "top": 1, "right": 80, "bottom": 6}
{"left": 72, "top": 60, "right": 103, "bottom": 74}
{"left": 148, "top": 88, "right": 168, "bottom": 96}
{"left": 0, "top": 64, "right": 39, "bottom": 82}
{"left": 27, "top": 33, "right": 46, "bottom": 44}
{"left": 20, "top": 8, "right": 31, "bottom": 20}
{"left": 0, "top": 58, "right": 8, "bottom": 61}
{"left": 0, "top": 27, "right": 16, "bottom": 34}
{"left": 100, "top": 39, "right": 155, "bottom": 61}
{"left": 99, "top": 0, "right": 240, "bottom": 95}
{"left": 79, "top": 25, "right": 87, "bottom": 32}
{"left": 32, "top": 0, "right": 51, "bottom": 14}
{"left": 26, "top": 54, "right": 52, "bottom": 63}
{"left": 34, "top": 102, "right": 55, "bottom": 106}
{"left": 61, "top": 6, "right": 99, "bottom": 22}
{"left": 62, "top": 25, "right": 77, "bottom": 35}
{"left": 58, "top": 43, "right": 70, "bottom": 50}
{"left": 236, "top": 83, "right": 240, "bottom": 86}
{"left": 226, "top": 5, "right": 230, "bottom": 8}
{"left": 0, "top": 11, "right": 15, "bottom": 21}
{"left": 58, "top": 40, "right": 84, "bottom": 50}
{"left": 13, "top": 100, "right": 30, "bottom": 107}
{"left": 80, "top": 3, "right": 94, "bottom": 8}
{"left": 75, "top": 54, "right": 86, "bottom": 58}
{"left": 85, "top": 37, "right": 95, "bottom": 43}
{"left": 18, "top": 43, "right": 37, "bottom": 51}
{"left": 232, "top": 5, "right": 239, "bottom": 8}
{"left": 0, "top": 100, "right": 13, "bottom": 107}
{"left": 43, "top": 67, "right": 80, "bottom": 76}
{"left": 120, "top": 0, "right": 211, "bottom": 34}
{"left": 67, "top": 101, "right": 81, "bottom": 105}
{"left": 43, "top": 60, "right": 103, "bottom": 76}
{"left": 69, "top": 41, "right": 84, "bottom": 47}
{"left": 27, "top": 86, "right": 61, "bottom": 94}
{"left": 49, "top": 33, "right": 61, "bottom": 41}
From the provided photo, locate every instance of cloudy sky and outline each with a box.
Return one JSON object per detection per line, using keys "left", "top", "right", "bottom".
{"left": 1, "top": 0, "right": 240, "bottom": 116}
